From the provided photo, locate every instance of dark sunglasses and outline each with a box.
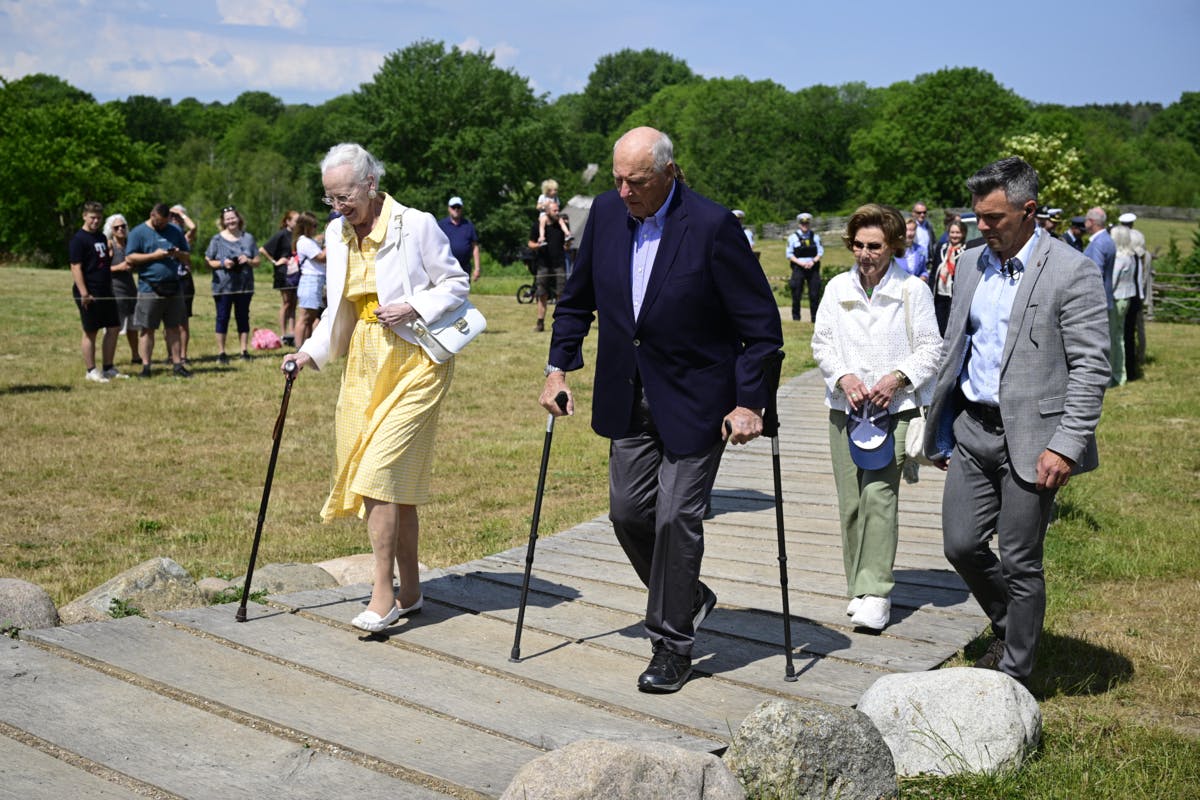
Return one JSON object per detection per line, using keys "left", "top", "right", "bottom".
{"left": 851, "top": 240, "right": 885, "bottom": 252}
{"left": 222, "top": 206, "right": 237, "bottom": 213}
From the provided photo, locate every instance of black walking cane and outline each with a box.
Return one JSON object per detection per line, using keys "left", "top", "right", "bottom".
{"left": 762, "top": 350, "right": 798, "bottom": 681}
{"left": 236, "top": 359, "right": 298, "bottom": 622}
{"left": 510, "top": 391, "right": 569, "bottom": 662}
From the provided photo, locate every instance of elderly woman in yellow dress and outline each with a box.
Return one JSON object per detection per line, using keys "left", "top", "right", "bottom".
{"left": 283, "top": 143, "right": 469, "bottom": 633}
{"left": 811, "top": 203, "right": 941, "bottom": 631}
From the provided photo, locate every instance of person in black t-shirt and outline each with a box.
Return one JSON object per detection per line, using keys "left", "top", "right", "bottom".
{"left": 527, "top": 200, "right": 570, "bottom": 332}
{"left": 69, "top": 201, "right": 124, "bottom": 382}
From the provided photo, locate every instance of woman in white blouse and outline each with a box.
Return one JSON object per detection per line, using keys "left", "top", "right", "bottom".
{"left": 811, "top": 203, "right": 942, "bottom": 631}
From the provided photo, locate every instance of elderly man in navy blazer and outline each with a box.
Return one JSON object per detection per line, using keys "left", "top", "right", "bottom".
{"left": 540, "top": 126, "right": 783, "bottom": 693}
{"left": 924, "top": 157, "right": 1109, "bottom": 686}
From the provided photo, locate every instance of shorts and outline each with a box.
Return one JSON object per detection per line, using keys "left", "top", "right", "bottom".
{"left": 180, "top": 272, "right": 196, "bottom": 318}
{"left": 298, "top": 272, "right": 326, "bottom": 310}
{"left": 112, "top": 276, "right": 138, "bottom": 332}
{"left": 274, "top": 263, "right": 301, "bottom": 290}
{"left": 535, "top": 264, "right": 564, "bottom": 299}
{"left": 133, "top": 288, "right": 187, "bottom": 331}
{"left": 75, "top": 295, "right": 120, "bottom": 332}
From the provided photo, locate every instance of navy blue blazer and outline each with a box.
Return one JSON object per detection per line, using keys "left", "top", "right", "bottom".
{"left": 549, "top": 183, "right": 783, "bottom": 456}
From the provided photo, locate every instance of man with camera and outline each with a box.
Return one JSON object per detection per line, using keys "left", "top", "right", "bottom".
{"left": 125, "top": 203, "right": 192, "bottom": 378}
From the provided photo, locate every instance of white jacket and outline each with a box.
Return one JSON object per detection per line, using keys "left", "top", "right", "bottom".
{"left": 300, "top": 197, "right": 470, "bottom": 370}
{"left": 812, "top": 260, "right": 942, "bottom": 413}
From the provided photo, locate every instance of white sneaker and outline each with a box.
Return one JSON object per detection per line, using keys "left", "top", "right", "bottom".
{"left": 85, "top": 368, "right": 109, "bottom": 384}
{"left": 851, "top": 595, "right": 891, "bottom": 631}
{"left": 102, "top": 367, "right": 129, "bottom": 380}
{"left": 846, "top": 596, "right": 863, "bottom": 616}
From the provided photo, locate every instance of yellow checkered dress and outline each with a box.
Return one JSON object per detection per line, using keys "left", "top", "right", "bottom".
{"left": 321, "top": 199, "right": 454, "bottom": 521}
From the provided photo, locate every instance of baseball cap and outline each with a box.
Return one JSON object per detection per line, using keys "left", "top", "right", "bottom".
{"left": 847, "top": 402, "right": 894, "bottom": 471}
{"left": 447, "top": 196, "right": 464, "bottom": 207}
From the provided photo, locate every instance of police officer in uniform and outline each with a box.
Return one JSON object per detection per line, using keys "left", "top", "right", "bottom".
{"left": 787, "top": 212, "right": 823, "bottom": 322}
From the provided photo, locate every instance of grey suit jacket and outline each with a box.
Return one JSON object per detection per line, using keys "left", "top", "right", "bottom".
{"left": 923, "top": 233, "right": 1110, "bottom": 484}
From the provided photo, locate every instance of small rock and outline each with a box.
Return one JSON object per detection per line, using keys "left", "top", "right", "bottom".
{"left": 0, "top": 578, "right": 59, "bottom": 631}
{"left": 857, "top": 667, "right": 1041, "bottom": 776}
{"left": 502, "top": 738, "right": 744, "bottom": 800}
{"left": 726, "top": 698, "right": 897, "bottom": 800}
{"left": 232, "top": 562, "right": 339, "bottom": 596}
{"left": 196, "top": 577, "right": 235, "bottom": 602}
{"left": 313, "top": 554, "right": 429, "bottom": 586}
{"left": 59, "top": 557, "right": 203, "bottom": 624}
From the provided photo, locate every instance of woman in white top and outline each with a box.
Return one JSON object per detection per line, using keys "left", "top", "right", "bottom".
{"left": 293, "top": 211, "right": 327, "bottom": 348}
{"left": 811, "top": 203, "right": 942, "bottom": 631}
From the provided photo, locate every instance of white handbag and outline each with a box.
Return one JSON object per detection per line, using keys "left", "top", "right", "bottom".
{"left": 395, "top": 208, "right": 486, "bottom": 363}
{"left": 409, "top": 299, "right": 486, "bottom": 363}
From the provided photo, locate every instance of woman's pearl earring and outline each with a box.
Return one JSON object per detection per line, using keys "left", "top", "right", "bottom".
{"left": 368, "top": 188, "right": 378, "bottom": 199}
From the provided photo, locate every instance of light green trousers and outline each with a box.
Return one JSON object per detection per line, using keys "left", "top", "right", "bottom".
{"left": 828, "top": 408, "right": 916, "bottom": 598}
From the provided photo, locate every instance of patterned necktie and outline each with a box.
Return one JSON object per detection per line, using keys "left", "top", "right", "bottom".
{"left": 1002, "top": 257, "right": 1024, "bottom": 279}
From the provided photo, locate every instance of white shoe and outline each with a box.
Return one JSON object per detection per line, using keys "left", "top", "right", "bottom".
{"left": 851, "top": 595, "right": 891, "bottom": 631}
{"left": 85, "top": 368, "right": 109, "bottom": 384}
{"left": 846, "top": 596, "right": 863, "bottom": 617}
{"left": 102, "top": 367, "right": 129, "bottom": 380}
{"left": 351, "top": 605, "right": 400, "bottom": 632}
{"left": 395, "top": 594, "right": 423, "bottom": 617}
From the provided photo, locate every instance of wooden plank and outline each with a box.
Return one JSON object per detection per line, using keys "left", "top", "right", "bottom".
{"left": 268, "top": 586, "right": 832, "bottom": 740}
{"left": 0, "top": 734, "right": 148, "bottom": 800}
{"left": 159, "top": 603, "right": 721, "bottom": 753}
{"left": 25, "top": 618, "right": 539, "bottom": 798}
{"left": 0, "top": 640, "right": 452, "bottom": 800}
{"left": 443, "top": 559, "right": 971, "bottom": 671}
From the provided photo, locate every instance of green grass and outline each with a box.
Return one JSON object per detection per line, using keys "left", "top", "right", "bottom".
{"left": 2, "top": 248, "right": 1198, "bottom": 798}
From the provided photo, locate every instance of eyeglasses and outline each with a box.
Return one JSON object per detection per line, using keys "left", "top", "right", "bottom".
{"left": 851, "top": 240, "right": 885, "bottom": 252}
{"left": 112, "top": 224, "right": 127, "bottom": 230}
{"left": 322, "top": 189, "right": 360, "bottom": 208}
{"left": 221, "top": 206, "right": 237, "bottom": 213}
{"left": 914, "top": 210, "right": 927, "bottom": 216}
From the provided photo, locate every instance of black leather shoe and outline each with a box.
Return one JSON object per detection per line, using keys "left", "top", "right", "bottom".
{"left": 638, "top": 648, "right": 692, "bottom": 694}
{"left": 692, "top": 583, "right": 718, "bottom": 632}
{"left": 973, "top": 638, "right": 1005, "bottom": 670}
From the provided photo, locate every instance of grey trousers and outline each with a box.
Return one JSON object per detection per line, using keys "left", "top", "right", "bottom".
{"left": 942, "top": 409, "right": 1057, "bottom": 682}
{"left": 609, "top": 423, "right": 724, "bottom": 657}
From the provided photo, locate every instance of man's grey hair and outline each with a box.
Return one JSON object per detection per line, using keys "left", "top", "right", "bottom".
{"left": 965, "top": 156, "right": 1039, "bottom": 206}
{"left": 320, "top": 142, "right": 387, "bottom": 183}
{"left": 1085, "top": 206, "right": 1107, "bottom": 226}
{"left": 614, "top": 129, "right": 675, "bottom": 174}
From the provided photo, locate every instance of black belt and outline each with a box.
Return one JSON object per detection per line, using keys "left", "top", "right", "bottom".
{"left": 963, "top": 400, "right": 1004, "bottom": 431}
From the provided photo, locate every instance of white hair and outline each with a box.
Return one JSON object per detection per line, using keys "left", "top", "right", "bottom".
{"left": 102, "top": 213, "right": 127, "bottom": 238}
{"left": 614, "top": 128, "right": 675, "bottom": 175}
{"left": 320, "top": 142, "right": 387, "bottom": 183}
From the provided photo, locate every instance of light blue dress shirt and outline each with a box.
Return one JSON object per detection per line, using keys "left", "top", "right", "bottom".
{"left": 629, "top": 181, "right": 677, "bottom": 321}
{"left": 960, "top": 229, "right": 1041, "bottom": 406}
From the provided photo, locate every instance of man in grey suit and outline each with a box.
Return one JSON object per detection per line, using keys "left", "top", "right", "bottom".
{"left": 923, "top": 157, "right": 1109, "bottom": 685}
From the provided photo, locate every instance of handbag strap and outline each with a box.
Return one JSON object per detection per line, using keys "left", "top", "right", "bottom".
{"left": 902, "top": 283, "right": 926, "bottom": 419}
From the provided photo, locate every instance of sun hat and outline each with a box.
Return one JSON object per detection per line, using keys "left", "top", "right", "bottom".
{"left": 848, "top": 401, "right": 895, "bottom": 471}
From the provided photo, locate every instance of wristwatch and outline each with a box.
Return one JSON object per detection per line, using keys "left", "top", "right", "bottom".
{"left": 545, "top": 364, "right": 564, "bottom": 377}
{"left": 891, "top": 369, "right": 910, "bottom": 387}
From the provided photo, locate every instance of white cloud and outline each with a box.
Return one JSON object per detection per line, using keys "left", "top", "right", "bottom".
{"left": 456, "top": 36, "right": 519, "bottom": 68}
{"left": 216, "top": 0, "right": 305, "bottom": 30}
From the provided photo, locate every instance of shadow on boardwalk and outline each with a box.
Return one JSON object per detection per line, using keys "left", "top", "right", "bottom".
{"left": 4, "top": 369, "right": 985, "bottom": 799}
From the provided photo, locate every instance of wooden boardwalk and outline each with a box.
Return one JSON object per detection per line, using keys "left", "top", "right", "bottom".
{"left": 3, "top": 369, "right": 985, "bottom": 800}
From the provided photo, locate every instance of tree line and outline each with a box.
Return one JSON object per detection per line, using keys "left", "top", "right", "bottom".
{"left": 3, "top": 42, "right": 1198, "bottom": 265}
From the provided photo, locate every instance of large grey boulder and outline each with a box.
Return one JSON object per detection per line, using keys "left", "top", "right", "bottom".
{"left": 857, "top": 667, "right": 1041, "bottom": 776}
{"left": 726, "top": 698, "right": 897, "bottom": 800}
{"left": 59, "top": 557, "right": 204, "bottom": 624}
{"left": 232, "top": 562, "right": 339, "bottom": 596}
{"left": 501, "top": 738, "right": 744, "bottom": 800}
{"left": 0, "top": 578, "right": 58, "bottom": 632}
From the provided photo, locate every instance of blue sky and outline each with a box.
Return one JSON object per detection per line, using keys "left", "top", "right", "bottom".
{"left": 2, "top": 0, "right": 1197, "bottom": 108}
